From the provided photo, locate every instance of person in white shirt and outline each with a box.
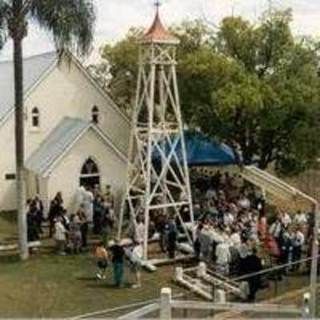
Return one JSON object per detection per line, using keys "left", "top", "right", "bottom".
{"left": 281, "top": 212, "right": 292, "bottom": 228}
{"left": 135, "top": 216, "right": 145, "bottom": 244}
{"left": 205, "top": 187, "right": 216, "bottom": 200}
{"left": 238, "top": 195, "right": 250, "bottom": 210}
{"left": 292, "top": 228, "right": 305, "bottom": 271}
{"left": 54, "top": 217, "right": 68, "bottom": 255}
{"left": 269, "top": 215, "right": 282, "bottom": 242}
{"left": 230, "top": 229, "right": 241, "bottom": 249}
{"left": 224, "top": 211, "right": 235, "bottom": 226}
{"left": 83, "top": 187, "right": 94, "bottom": 223}
{"left": 74, "top": 186, "right": 86, "bottom": 212}
{"left": 294, "top": 211, "right": 307, "bottom": 225}
{"left": 104, "top": 185, "right": 114, "bottom": 207}
{"left": 238, "top": 241, "right": 250, "bottom": 259}
{"left": 127, "top": 242, "right": 143, "bottom": 288}
{"left": 215, "top": 235, "right": 231, "bottom": 275}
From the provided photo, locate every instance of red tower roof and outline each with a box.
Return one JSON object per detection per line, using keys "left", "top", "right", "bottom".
{"left": 142, "top": 9, "right": 179, "bottom": 44}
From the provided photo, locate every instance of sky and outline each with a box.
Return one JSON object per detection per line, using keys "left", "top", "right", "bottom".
{"left": 0, "top": 0, "right": 320, "bottom": 63}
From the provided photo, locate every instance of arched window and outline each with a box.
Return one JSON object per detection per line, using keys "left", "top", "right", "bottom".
{"left": 91, "top": 106, "right": 99, "bottom": 124}
{"left": 81, "top": 157, "right": 99, "bottom": 175}
{"left": 31, "top": 107, "right": 40, "bottom": 128}
{"left": 80, "top": 157, "right": 100, "bottom": 188}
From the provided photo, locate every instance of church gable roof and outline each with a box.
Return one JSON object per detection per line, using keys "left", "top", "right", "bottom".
{"left": 25, "top": 117, "right": 89, "bottom": 176}
{"left": 25, "top": 117, "right": 127, "bottom": 176}
{"left": 0, "top": 52, "right": 57, "bottom": 123}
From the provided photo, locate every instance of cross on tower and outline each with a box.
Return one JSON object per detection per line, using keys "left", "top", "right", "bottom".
{"left": 154, "top": 0, "right": 161, "bottom": 9}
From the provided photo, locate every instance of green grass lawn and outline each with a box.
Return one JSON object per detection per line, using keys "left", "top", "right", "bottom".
{"left": 0, "top": 252, "right": 181, "bottom": 318}
{"left": 0, "top": 211, "right": 18, "bottom": 243}
{"left": 0, "top": 213, "right": 183, "bottom": 318}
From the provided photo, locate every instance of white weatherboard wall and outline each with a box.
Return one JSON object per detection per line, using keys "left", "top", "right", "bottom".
{"left": 24, "top": 58, "right": 130, "bottom": 158}
{"left": 45, "top": 129, "right": 127, "bottom": 213}
{"left": 0, "top": 116, "right": 16, "bottom": 211}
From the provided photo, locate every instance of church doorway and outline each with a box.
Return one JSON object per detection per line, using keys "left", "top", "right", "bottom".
{"left": 79, "top": 157, "right": 100, "bottom": 189}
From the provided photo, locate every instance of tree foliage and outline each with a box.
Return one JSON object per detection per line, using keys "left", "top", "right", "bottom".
{"left": 99, "top": 27, "right": 141, "bottom": 114}
{"left": 30, "top": 0, "right": 95, "bottom": 55}
{"left": 97, "top": 10, "right": 320, "bottom": 175}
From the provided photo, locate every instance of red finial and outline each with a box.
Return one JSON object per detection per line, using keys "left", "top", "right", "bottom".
{"left": 142, "top": 1, "right": 179, "bottom": 44}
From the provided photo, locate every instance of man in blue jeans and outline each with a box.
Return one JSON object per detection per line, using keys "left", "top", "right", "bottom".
{"left": 110, "top": 238, "right": 125, "bottom": 287}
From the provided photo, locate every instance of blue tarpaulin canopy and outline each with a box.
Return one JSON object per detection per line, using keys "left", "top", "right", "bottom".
{"left": 153, "top": 131, "right": 237, "bottom": 167}
{"left": 183, "top": 131, "right": 236, "bottom": 166}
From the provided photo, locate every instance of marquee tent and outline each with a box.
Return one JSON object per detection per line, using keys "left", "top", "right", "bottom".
{"left": 153, "top": 131, "right": 237, "bottom": 167}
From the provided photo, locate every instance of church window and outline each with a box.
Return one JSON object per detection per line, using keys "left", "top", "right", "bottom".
{"left": 81, "top": 157, "right": 99, "bottom": 175}
{"left": 5, "top": 173, "right": 16, "bottom": 180}
{"left": 31, "top": 107, "right": 40, "bottom": 128}
{"left": 91, "top": 106, "right": 99, "bottom": 124}
{"left": 80, "top": 157, "right": 100, "bottom": 188}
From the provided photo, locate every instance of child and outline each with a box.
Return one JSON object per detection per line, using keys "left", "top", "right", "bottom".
{"left": 54, "top": 216, "right": 68, "bottom": 255}
{"left": 127, "top": 241, "right": 143, "bottom": 288}
{"left": 110, "top": 238, "right": 125, "bottom": 287}
{"left": 94, "top": 241, "right": 109, "bottom": 279}
{"left": 69, "top": 214, "right": 82, "bottom": 254}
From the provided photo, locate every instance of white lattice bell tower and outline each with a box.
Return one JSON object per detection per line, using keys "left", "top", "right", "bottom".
{"left": 118, "top": 7, "right": 195, "bottom": 260}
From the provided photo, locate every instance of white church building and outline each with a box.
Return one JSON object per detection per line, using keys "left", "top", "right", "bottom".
{"left": 0, "top": 51, "right": 130, "bottom": 213}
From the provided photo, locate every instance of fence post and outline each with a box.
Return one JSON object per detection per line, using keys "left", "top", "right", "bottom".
{"left": 239, "top": 281, "right": 249, "bottom": 300}
{"left": 302, "top": 292, "right": 311, "bottom": 319}
{"left": 214, "top": 289, "right": 226, "bottom": 303}
{"left": 274, "top": 276, "right": 278, "bottom": 296}
{"left": 175, "top": 267, "right": 183, "bottom": 281}
{"left": 160, "top": 287, "right": 172, "bottom": 320}
{"left": 197, "top": 262, "right": 206, "bottom": 278}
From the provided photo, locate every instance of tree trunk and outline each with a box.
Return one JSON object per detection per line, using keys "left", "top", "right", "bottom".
{"left": 13, "top": 13, "right": 28, "bottom": 259}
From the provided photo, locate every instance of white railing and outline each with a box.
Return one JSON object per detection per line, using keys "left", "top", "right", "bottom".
{"left": 117, "top": 287, "right": 308, "bottom": 320}
{"left": 0, "top": 240, "right": 41, "bottom": 252}
{"left": 175, "top": 262, "right": 247, "bottom": 300}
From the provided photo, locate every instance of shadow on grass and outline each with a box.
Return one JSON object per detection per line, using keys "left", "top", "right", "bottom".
{"left": 0, "top": 211, "right": 17, "bottom": 223}
{"left": 76, "top": 276, "right": 97, "bottom": 281}
{"left": 85, "top": 282, "right": 133, "bottom": 289}
{"left": 0, "top": 253, "right": 20, "bottom": 264}
{"left": 86, "top": 282, "right": 118, "bottom": 289}
{"left": 76, "top": 276, "right": 133, "bottom": 289}
{"left": 1, "top": 235, "right": 19, "bottom": 242}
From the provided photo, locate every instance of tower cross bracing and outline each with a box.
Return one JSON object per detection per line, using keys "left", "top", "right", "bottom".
{"left": 118, "top": 8, "right": 195, "bottom": 260}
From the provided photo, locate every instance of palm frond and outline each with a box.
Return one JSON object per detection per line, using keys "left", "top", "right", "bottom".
{"left": 0, "top": 0, "right": 11, "bottom": 50}
{"left": 30, "top": 0, "right": 95, "bottom": 57}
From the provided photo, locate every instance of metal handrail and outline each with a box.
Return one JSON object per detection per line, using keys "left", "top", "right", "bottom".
{"left": 232, "top": 254, "right": 320, "bottom": 282}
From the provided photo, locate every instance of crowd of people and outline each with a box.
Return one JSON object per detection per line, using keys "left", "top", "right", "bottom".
{"left": 25, "top": 170, "right": 315, "bottom": 296}
{"left": 122, "top": 170, "right": 314, "bottom": 287}
{"left": 189, "top": 170, "right": 313, "bottom": 300}
{"left": 26, "top": 185, "right": 142, "bottom": 288}
{"left": 26, "top": 185, "right": 115, "bottom": 254}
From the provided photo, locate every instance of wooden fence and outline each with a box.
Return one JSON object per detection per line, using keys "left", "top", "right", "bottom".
{"left": 117, "top": 287, "right": 308, "bottom": 319}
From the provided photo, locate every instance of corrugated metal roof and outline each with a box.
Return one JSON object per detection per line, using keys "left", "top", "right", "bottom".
{"left": 25, "top": 117, "right": 89, "bottom": 175}
{"left": 0, "top": 51, "right": 57, "bottom": 122}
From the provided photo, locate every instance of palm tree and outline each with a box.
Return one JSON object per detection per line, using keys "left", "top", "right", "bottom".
{"left": 0, "top": 0, "right": 95, "bottom": 260}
